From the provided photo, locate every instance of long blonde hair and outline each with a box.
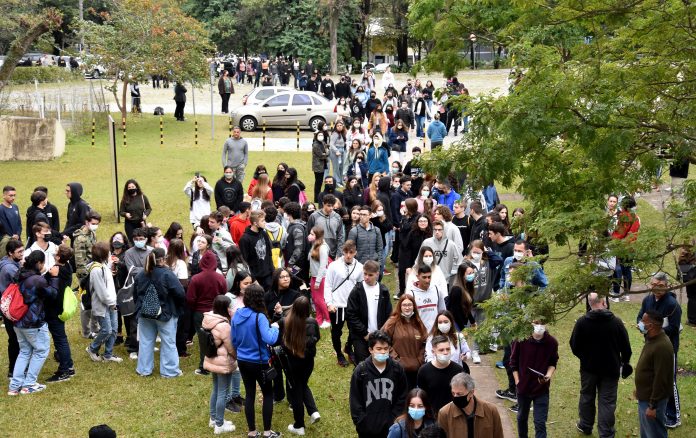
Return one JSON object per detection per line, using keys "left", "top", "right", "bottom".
{"left": 252, "top": 173, "right": 271, "bottom": 199}
{"left": 368, "top": 173, "right": 381, "bottom": 203}
{"left": 310, "top": 226, "right": 325, "bottom": 261}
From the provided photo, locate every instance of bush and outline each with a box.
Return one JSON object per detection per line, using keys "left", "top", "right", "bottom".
{"left": 9, "top": 67, "right": 83, "bottom": 84}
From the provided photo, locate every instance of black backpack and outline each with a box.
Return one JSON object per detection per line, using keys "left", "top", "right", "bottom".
{"left": 200, "top": 320, "right": 224, "bottom": 358}
{"left": 154, "top": 107, "right": 164, "bottom": 115}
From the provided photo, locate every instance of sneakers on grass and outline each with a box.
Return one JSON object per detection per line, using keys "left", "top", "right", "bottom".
{"left": 213, "top": 420, "right": 236, "bottom": 434}
{"left": 103, "top": 355, "right": 124, "bottom": 363}
{"left": 46, "top": 371, "right": 72, "bottom": 383}
{"left": 471, "top": 350, "right": 481, "bottom": 364}
{"left": 495, "top": 389, "right": 517, "bottom": 402}
{"left": 20, "top": 383, "right": 46, "bottom": 394}
{"left": 288, "top": 424, "right": 305, "bottom": 435}
{"left": 86, "top": 346, "right": 102, "bottom": 362}
{"left": 310, "top": 411, "right": 321, "bottom": 424}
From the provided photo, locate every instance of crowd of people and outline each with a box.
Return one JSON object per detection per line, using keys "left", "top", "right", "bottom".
{"left": 0, "top": 109, "right": 693, "bottom": 437}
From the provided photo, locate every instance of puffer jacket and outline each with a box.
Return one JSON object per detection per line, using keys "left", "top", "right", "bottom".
{"left": 347, "top": 223, "right": 383, "bottom": 264}
{"left": 202, "top": 312, "right": 238, "bottom": 374}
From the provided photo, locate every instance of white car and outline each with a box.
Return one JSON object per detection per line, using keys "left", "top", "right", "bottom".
{"left": 373, "top": 63, "right": 394, "bottom": 73}
{"left": 242, "top": 86, "right": 292, "bottom": 105}
{"left": 231, "top": 91, "right": 336, "bottom": 132}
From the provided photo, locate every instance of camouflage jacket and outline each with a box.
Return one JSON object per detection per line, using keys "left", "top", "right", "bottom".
{"left": 73, "top": 226, "right": 96, "bottom": 279}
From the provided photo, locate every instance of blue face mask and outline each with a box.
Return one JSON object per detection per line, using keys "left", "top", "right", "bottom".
{"left": 466, "top": 273, "right": 476, "bottom": 282}
{"left": 408, "top": 407, "right": 426, "bottom": 421}
{"left": 134, "top": 240, "right": 146, "bottom": 249}
{"left": 638, "top": 321, "right": 648, "bottom": 334}
{"left": 373, "top": 352, "right": 389, "bottom": 363}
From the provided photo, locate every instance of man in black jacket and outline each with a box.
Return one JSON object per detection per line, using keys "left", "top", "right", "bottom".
{"left": 306, "top": 73, "right": 320, "bottom": 93}
{"left": 238, "top": 210, "right": 274, "bottom": 289}
{"left": 395, "top": 100, "right": 415, "bottom": 130}
{"left": 320, "top": 72, "right": 335, "bottom": 100}
{"left": 349, "top": 330, "right": 407, "bottom": 438}
{"left": 570, "top": 292, "right": 632, "bottom": 436}
{"left": 346, "top": 260, "right": 392, "bottom": 364}
{"left": 469, "top": 200, "right": 488, "bottom": 244}
{"left": 335, "top": 75, "right": 351, "bottom": 99}
{"left": 63, "top": 182, "right": 90, "bottom": 243}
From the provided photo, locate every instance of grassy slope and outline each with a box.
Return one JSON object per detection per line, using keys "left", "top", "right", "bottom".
{"left": 0, "top": 117, "right": 693, "bottom": 437}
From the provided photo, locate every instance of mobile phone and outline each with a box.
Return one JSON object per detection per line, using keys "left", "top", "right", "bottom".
{"left": 195, "top": 172, "right": 200, "bottom": 178}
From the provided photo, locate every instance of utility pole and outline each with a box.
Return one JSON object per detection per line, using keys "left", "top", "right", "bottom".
{"left": 79, "top": 0, "right": 84, "bottom": 52}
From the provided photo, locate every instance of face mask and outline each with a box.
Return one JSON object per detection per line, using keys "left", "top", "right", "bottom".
{"left": 438, "top": 322, "right": 451, "bottom": 333}
{"left": 353, "top": 123, "right": 360, "bottom": 128}
{"left": 325, "top": 184, "right": 335, "bottom": 191}
{"left": 89, "top": 224, "right": 99, "bottom": 232}
{"left": 408, "top": 407, "right": 426, "bottom": 421}
{"left": 375, "top": 210, "right": 384, "bottom": 217}
{"left": 374, "top": 139, "right": 383, "bottom": 147}
{"left": 421, "top": 190, "right": 430, "bottom": 197}
{"left": 400, "top": 208, "right": 407, "bottom": 216}
{"left": 452, "top": 395, "right": 470, "bottom": 410}
{"left": 513, "top": 251, "right": 525, "bottom": 261}
{"left": 317, "top": 135, "right": 325, "bottom": 142}
{"left": 392, "top": 167, "right": 400, "bottom": 173}
{"left": 224, "top": 173, "right": 233, "bottom": 179}
{"left": 134, "top": 240, "right": 146, "bottom": 249}
{"left": 392, "top": 182, "right": 400, "bottom": 189}
{"left": 373, "top": 352, "right": 389, "bottom": 363}
{"left": 157, "top": 237, "right": 165, "bottom": 244}
{"left": 401, "top": 311, "right": 414, "bottom": 319}
{"left": 128, "top": 189, "right": 137, "bottom": 196}
{"left": 42, "top": 233, "right": 51, "bottom": 240}
{"left": 533, "top": 324, "right": 546, "bottom": 335}
{"left": 307, "top": 234, "right": 316, "bottom": 243}
{"left": 436, "top": 354, "right": 450, "bottom": 365}
{"left": 638, "top": 321, "right": 648, "bottom": 334}
{"left": 462, "top": 274, "right": 475, "bottom": 284}
{"left": 471, "top": 252, "right": 482, "bottom": 262}
{"left": 422, "top": 256, "right": 434, "bottom": 265}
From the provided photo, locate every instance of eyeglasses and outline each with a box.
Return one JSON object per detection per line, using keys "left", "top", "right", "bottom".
{"left": 279, "top": 274, "right": 291, "bottom": 279}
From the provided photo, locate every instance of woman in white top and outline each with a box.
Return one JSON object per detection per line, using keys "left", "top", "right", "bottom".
{"left": 347, "top": 119, "right": 371, "bottom": 149}
{"left": 405, "top": 246, "right": 448, "bottom": 296}
{"left": 308, "top": 226, "right": 331, "bottom": 328}
{"left": 183, "top": 174, "right": 213, "bottom": 228}
{"left": 424, "top": 310, "right": 471, "bottom": 366}
{"left": 381, "top": 66, "right": 395, "bottom": 91}
{"left": 23, "top": 223, "right": 58, "bottom": 272}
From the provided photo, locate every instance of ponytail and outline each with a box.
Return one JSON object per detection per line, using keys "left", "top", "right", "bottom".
{"left": 144, "top": 251, "right": 157, "bottom": 275}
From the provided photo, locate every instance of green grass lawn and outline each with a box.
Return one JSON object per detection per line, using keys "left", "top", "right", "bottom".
{"left": 0, "top": 116, "right": 693, "bottom": 437}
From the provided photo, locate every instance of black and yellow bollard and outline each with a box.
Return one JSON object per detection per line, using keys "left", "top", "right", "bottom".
{"left": 262, "top": 121, "right": 266, "bottom": 151}
{"left": 229, "top": 118, "right": 232, "bottom": 138}
{"left": 122, "top": 118, "right": 127, "bottom": 148}
{"left": 160, "top": 116, "right": 164, "bottom": 148}
{"left": 296, "top": 121, "right": 300, "bottom": 150}
{"left": 91, "top": 118, "right": 95, "bottom": 147}
{"left": 194, "top": 119, "right": 198, "bottom": 146}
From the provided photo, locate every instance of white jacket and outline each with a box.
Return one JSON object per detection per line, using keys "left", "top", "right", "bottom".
{"left": 323, "top": 257, "right": 364, "bottom": 308}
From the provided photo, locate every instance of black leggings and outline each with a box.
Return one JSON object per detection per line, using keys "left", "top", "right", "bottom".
{"left": 238, "top": 360, "right": 274, "bottom": 432}
{"left": 286, "top": 355, "right": 317, "bottom": 428}
{"left": 314, "top": 171, "right": 324, "bottom": 202}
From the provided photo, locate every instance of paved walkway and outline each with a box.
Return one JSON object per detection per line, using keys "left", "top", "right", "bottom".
{"left": 469, "top": 354, "right": 516, "bottom": 437}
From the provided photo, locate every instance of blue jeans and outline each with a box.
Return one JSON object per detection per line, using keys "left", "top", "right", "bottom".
{"left": 638, "top": 399, "right": 668, "bottom": 438}
{"left": 227, "top": 369, "right": 242, "bottom": 400}
{"left": 416, "top": 115, "right": 425, "bottom": 138}
{"left": 136, "top": 316, "right": 181, "bottom": 377}
{"left": 211, "top": 372, "right": 233, "bottom": 426}
{"left": 330, "top": 150, "right": 344, "bottom": 184}
{"left": 517, "top": 392, "right": 550, "bottom": 438}
{"left": 10, "top": 324, "right": 50, "bottom": 390}
{"left": 90, "top": 309, "right": 118, "bottom": 358}
{"left": 381, "top": 230, "right": 394, "bottom": 275}
{"left": 46, "top": 316, "right": 74, "bottom": 372}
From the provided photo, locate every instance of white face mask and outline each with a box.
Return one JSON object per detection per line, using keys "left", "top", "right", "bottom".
{"left": 438, "top": 322, "right": 451, "bottom": 333}
{"left": 373, "top": 138, "right": 383, "bottom": 147}
{"left": 421, "top": 190, "right": 430, "bottom": 197}
{"left": 436, "top": 354, "right": 450, "bottom": 365}
{"left": 401, "top": 311, "right": 414, "bottom": 319}
{"left": 375, "top": 210, "right": 384, "bottom": 217}
{"left": 422, "top": 256, "right": 434, "bottom": 265}
{"left": 317, "top": 134, "right": 325, "bottom": 142}
{"left": 533, "top": 324, "right": 546, "bottom": 335}
{"left": 89, "top": 224, "right": 99, "bottom": 232}
{"left": 513, "top": 251, "right": 525, "bottom": 261}
{"left": 471, "top": 252, "right": 482, "bottom": 262}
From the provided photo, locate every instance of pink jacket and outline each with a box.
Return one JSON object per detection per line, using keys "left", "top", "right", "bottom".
{"left": 202, "top": 312, "right": 238, "bottom": 374}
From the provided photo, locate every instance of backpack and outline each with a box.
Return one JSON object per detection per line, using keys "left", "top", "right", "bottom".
{"left": 154, "top": 106, "right": 164, "bottom": 115}
{"left": 266, "top": 227, "right": 284, "bottom": 268}
{"left": 0, "top": 283, "right": 28, "bottom": 322}
{"left": 140, "top": 282, "right": 162, "bottom": 319}
{"left": 78, "top": 263, "right": 103, "bottom": 311}
{"left": 201, "top": 320, "right": 224, "bottom": 358}
{"left": 59, "top": 286, "right": 79, "bottom": 322}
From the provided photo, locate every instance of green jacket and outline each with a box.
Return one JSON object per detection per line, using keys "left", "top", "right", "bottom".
{"left": 635, "top": 331, "right": 674, "bottom": 405}
{"left": 73, "top": 226, "right": 96, "bottom": 280}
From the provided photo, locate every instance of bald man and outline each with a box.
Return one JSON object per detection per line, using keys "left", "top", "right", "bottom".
{"left": 570, "top": 293, "right": 632, "bottom": 437}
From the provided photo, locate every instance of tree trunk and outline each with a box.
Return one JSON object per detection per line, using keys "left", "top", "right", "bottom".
{"left": 329, "top": 2, "right": 339, "bottom": 74}
{"left": 396, "top": 33, "right": 408, "bottom": 66}
{"left": 0, "top": 9, "right": 62, "bottom": 93}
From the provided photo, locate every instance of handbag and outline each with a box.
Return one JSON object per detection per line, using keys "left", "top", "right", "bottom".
{"left": 255, "top": 313, "right": 277, "bottom": 384}
{"left": 117, "top": 267, "right": 137, "bottom": 316}
{"left": 59, "top": 286, "right": 79, "bottom": 322}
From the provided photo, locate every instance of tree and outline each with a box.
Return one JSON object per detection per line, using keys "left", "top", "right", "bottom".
{"left": 417, "top": 0, "right": 696, "bottom": 342}
{"left": 83, "top": 0, "right": 212, "bottom": 124}
{"left": 0, "top": 7, "right": 63, "bottom": 93}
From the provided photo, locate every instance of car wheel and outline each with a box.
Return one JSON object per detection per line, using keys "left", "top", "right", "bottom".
{"left": 240, "top": 116, "right": 257, "bottom": 132}
{"left": 309, "top": 116, "right": 325, "bottom": 132}
{"left": 92, "top": 69, "right": 100, "bottom": 79}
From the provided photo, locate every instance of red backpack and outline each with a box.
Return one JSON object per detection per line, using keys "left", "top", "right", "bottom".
{"left": 0, "top": 283, "right": 28, "bottom": 322}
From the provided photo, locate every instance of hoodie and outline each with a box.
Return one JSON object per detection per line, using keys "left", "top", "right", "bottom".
{"left": 349, "top": 357, "right": 408, "bottom": 435}
{"left": 307, "top": 209, "right": 345, "bottom": 259}
{"left": 239, "top": 226, "right": 274, "bottom": 281}
{"left": 420, "top": 235, "right": 461, "bottom": 280}
{"left": 16, "top": 268, "right": 58, "bottom": 328}
{"left": 202, "top": 311, "right": 238, "bottom": 374}
{"left": 89, "top": 262, "right": 117, "bottom": 317}
{"left": 214, "top": 176, "right": 244, "bottom": 212}
{"left": 228, "top": 214, "right": 251, "bottom": 245}
{"left": 186, "top": 251, "right": 227, "bottom": 313}
{"left": 231, "top": 307, "right": 279, "bottom": 363}
{"left": 324, "top": 257, "right": 364, "bottom": 309}
{"left": 376, "top": 176, "right": 393, "bottom": 223}
{"left": 637, "top": 292, "right": 682, "bottom": 353}
{"left": 367, "top": 142, "right": 390, "bottom": 175}
{"left": 570, "top": 309, "right": 631, "bottom": 378}
{"left": 63, "top": 182, "right": 90, "bottom": 238}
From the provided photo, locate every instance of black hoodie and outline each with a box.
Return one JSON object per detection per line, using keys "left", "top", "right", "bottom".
{"left": 63, "top": 182, "right": 90, "bottom": 239}
{"left": 376, "top": 176, "right": 393, "bottom": 223}
{"left": 26, "top": 202, "right": 60, "bottom": 244}
{"left": 214, "top": 176, "right": 243, "bottom": 212}
{"left": 349, "top": 357, "right": 408, "bottom": 435}
{"left": 238, "top": 225, "right": 274, "bottom": 281}
{"left": 569, "top": 308, "right": 632, "bottom": 378}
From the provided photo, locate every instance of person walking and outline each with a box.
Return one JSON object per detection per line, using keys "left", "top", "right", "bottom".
{"left": 239, "top": 210, "right": 275, "bottom": 290}
{"left": 133, "top": 248, "right": 186, "bottom": 377}
{"left": 174, "top": 81, "right": 187, "bottom": 121}
{"left": 438, "top": 373, "right": 505, "bottom": 438}
{"left": 382, "top": 295, "right": 428, "bottom": 390}
{"left": 278, "top": 296, "right": 322, "bottom": 435}
{"left": 221, "top": 127, "right": 249, "bottom": 183}
{"left": 570, "top": 292, "right": 632, "bottom": 437}
{"left": 119, "top": 179, "right": 152, "bottom": 243}
{"left": 306, "top": 194, "right": 345, "bottom": 260}
{"left": 218, "top": 70, "right": 234, "bottom": 114}
{"left": 635, "top": 310, "right": 675, "bottom": 438}
{"left": 214, "top": 167, "right": 244, "bottom": 214}
{"left": 312, "top": 131, "right": 329, "bottom": 202}
{"left": 308, "top": 226, "right": 331, "bottom": 329}
{"left": 231, "top": 284, "right": 282, "bottom": 438}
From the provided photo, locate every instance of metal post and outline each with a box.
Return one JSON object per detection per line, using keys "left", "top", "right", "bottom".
{"left": 122, "top": 118, "right": 127, "bottom": 148}
{"left": 229, "top": 117, "right": 232, "bottom": 138}
{"left": 57, "top": 91, "right": 61, "bottom": 122}
{"left": 262, "top": 122, "right": 266, "bottom": 151}
{"left": 296, "top": 121, "right": 300, "bottom": 150}
{"left": 210, "top": 62, "right": 215, "bottom": 140}
{"left": 160, "top": 116, "right": 164, "bottom": 147}
{"left": 195, "top": 119, "right": 198, "bottom": 146}
{"left": 92, "top": 118, "right": 95, "bottom": 147}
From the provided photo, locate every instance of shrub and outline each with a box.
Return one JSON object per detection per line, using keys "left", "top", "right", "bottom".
{"left": 9, "top": 67, "right": 83, "bottom": 84}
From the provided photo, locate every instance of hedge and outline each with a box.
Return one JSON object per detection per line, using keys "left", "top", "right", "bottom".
{"left": 9, "top": 67, "right": 84, "bottom": 84}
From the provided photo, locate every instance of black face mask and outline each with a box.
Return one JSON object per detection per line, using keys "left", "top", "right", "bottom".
{"left": 325, "top": 184, "right": 335, "bottom": 191}
{"left": 452, "top": 394, "right": 472, "bottom": 410}
{"left": 128, "top": 189, "right": 137, "bottom": 196}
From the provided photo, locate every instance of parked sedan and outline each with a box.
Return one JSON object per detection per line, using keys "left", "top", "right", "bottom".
{"left": 231, "top": 91, "right": 336, "bottom": 132}
{"left": 241, "top": 86, "right": 291, "bottom": 105}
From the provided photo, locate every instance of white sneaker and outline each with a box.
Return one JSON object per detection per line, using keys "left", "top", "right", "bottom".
{"left": 156, "top": 336, "right": 161, "bottom": 343}
{"left": 489, "top": 343, "right": 498, "bottom": 352}
{"left": 209, "top": 418, "right": 215, "bottom": 428}
{"left": 622, "top": 295, "right": 630, "bottom": 302}
{"left": 471, "top": 350, "right": 481, "bottom": 364}
{"left": 86, "top": 346, "right": 102, "bottom": 362}
{"left": 319, "top": 322, "right": 331, "bottom": 329}
{"left": 103, "top": 355, "right": 124, "bottom": 363}
{"left": 213, "top": 421, "right": 235, "bottom": 434}
{"left": 288, "top": 424, "right": 305, "bottom": 435}
{"left": 610, "top": 297, "right": 620, "bottom": 303}
{"left": 129, "top": 352, "right": 138, "bottom": 360}
{"left": 310, "top": 411, "right": 321, "bottom": 424}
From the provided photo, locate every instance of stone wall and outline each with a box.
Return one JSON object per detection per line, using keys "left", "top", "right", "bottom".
{"left": 0, "top": 117, "right": 65, "bottom": 161}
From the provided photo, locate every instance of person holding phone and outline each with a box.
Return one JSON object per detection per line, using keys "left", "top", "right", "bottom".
{"left": 184, "top": 174, "right": 213, "bottom": 229}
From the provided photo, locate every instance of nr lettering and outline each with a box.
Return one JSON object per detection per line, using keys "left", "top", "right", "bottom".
{"left": 366, "top": 378, "right": 394, "bottom": 407}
